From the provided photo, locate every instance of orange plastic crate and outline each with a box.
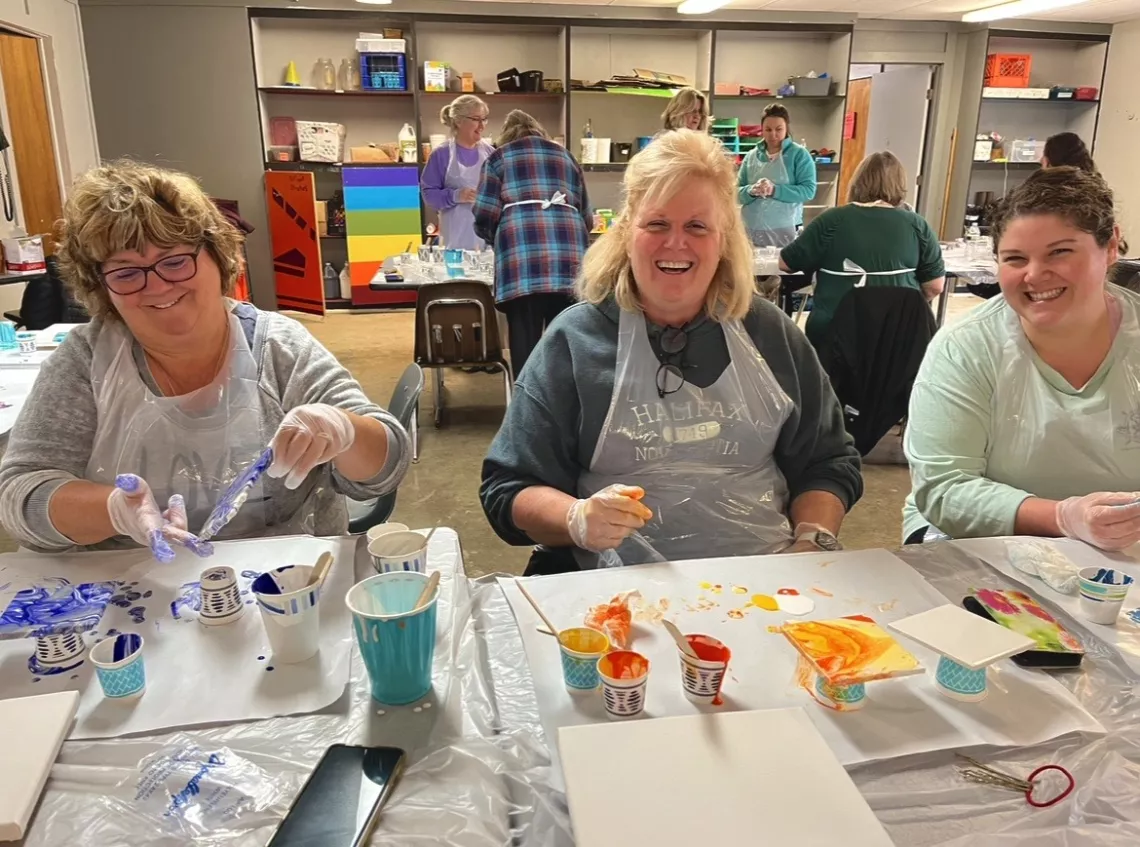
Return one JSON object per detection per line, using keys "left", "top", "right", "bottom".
{"left": 985, "top": 53, "right": 1031, "bottom": 88}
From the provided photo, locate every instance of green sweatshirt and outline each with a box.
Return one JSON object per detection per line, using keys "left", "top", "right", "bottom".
{"left": 480, "top": 296, "right": 862, "bottom": 553}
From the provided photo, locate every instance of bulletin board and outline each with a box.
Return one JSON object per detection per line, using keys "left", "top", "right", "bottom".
{"left": 265, "top": 171, "right": 325, "bottom": 316}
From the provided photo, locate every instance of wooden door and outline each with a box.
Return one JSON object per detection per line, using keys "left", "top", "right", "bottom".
{"left": 838, "top": 77, "right": 872, "bottom": 206}
{"left": 0, "top": 32, "right": 63, "bottom": 244}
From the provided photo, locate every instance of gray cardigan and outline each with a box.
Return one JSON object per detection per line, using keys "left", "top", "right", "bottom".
{"left": 0, "top": 302, "right": 410, "bottom": 552}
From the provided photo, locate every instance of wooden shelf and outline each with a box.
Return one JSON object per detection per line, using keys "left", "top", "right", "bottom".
{"left": 419, "top": 90, "right": 564, "bottom": 99}
{"left": 713, "top": 94, "right": 845, "bottom": 101}
{"left": 265, "top": 160, "right": 422, "bottom": 172}
{"left": 972, "top": 161, "right": 1040, "bottom": 169}
{"left": 320, "top": 233, "right": 347, "bottom": 240}
{"left": 258, "top": 86, "right": 413, "bottom": 97}
{"left": 980, "top": 97, "right": 1098, "bottom": 104}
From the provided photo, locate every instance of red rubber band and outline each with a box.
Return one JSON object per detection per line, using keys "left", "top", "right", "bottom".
{"left": 1025, "top": 765, "right": 1075, "bottom": 808}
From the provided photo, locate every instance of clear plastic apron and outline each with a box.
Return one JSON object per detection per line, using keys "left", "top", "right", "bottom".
{"left": 576, "top": 308, "right": 794, "bottom": 568}
{"left": 85, "top": 310, "right": 269, "bottom": 540}
{"left": 440, "top": 139, "right": 492, "bottom": 250}
{"left": 741, "top": 149, "right": 796, "bottom": 248}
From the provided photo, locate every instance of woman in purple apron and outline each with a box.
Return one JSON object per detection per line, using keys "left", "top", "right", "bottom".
{"left": 420, "top": 95, "right": 493, "bottom": 250}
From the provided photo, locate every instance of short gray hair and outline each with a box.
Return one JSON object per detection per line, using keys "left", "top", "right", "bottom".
{"left": 661, "top": 87, "right": 708, "bottom": 132}
{"left": 497, "top": 109, "right": 548, "bottom": 146}
{"left": 439, "top": 94, "right": 488, "bottom": 132}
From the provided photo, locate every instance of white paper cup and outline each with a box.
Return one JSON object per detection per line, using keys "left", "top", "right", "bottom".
{"left": 597, "top": 650, "right": 650, "bottom": 720}
{"left": 252, "top": 565, "right": 321, "bottom": 663}
{"left": 90, "top": 633, "right": 146, "bottom": 700}
{"left": 366, "top": 522, "right": 410, "bottom": 544}
{"left": 1077, "top": 567, "right": 1133, "bottom": 626}
{"left": 198, "top": 565, "right": 244, "bottom": 626}
{"left": 368, "top": 530, "right": 427, "bottom": 574}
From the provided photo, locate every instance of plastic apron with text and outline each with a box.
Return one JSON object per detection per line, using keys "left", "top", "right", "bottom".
{"left": 986, "top": 292, "right": 1140, "bottom": 499}
{"left": 86, "top": 312, "right": 270, "bottom": 541}
{"left": 741, "top": 151, "right": 797, "bottom": 249}
{"left": 440, "top": 140, "right": 492, "bottom": 250}
{"left": 576, "top": 309, "right": 795, "bottom": 568}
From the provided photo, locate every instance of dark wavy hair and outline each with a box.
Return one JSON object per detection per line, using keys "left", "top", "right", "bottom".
{"left": 761, "top": 103, "right": 790, "bottom": 131}
{"left": 1043, "top": 132, "right": 1096, "bottom": 172}
{"left": 990, "top": 166, "right": 1115, "bottom": 250}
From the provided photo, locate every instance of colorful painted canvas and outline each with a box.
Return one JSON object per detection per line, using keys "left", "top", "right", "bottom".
{"left": 973, "top": 589, "right": 1084, "bottom": 655}
{"left": 782, "top": 614, "right": 922, "bottom": 687}
{"left": 197, "top": 447, "right": 274, "bottom": 542}
{"left": 0, "top": 578, "right": 117, "bottom": 640}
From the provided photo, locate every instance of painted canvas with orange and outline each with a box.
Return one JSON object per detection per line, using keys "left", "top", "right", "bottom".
{"left": 782, "top": 614, "right": 922, "bottom": 687}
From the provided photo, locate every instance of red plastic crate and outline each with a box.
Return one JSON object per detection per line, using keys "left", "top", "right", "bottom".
{"left": 985, "top": 53, "right": 1031, "bottom": 88}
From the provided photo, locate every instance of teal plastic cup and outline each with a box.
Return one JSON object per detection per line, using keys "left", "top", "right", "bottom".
{"left": 346, "top": 571, "right": 439, "bottom": 705}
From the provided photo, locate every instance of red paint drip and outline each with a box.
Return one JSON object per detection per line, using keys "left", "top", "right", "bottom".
{"left": 777, "top": 588, "right": 800, "bottom": 596}
{"left": 686, "top": 634, "right": 731, "bottom": 662}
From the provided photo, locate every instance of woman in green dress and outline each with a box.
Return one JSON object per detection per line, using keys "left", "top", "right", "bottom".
{"left": 779, "top": 151, "right": 945, "bottom": 347}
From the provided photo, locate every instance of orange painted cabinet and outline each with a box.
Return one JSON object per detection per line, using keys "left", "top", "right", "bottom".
{"left": 265, "top": 171, "right": 325, "bottom": 316}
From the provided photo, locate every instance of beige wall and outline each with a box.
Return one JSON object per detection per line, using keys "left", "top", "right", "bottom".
{"left": 1095, "top": 19, "right": 1140, "bottom": 247}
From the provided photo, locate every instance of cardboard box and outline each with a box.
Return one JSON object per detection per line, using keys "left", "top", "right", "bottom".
{"left": 715, "top": 82, "right": 741, "bottom": 95}
{"left": 1, "top": 236, "right": 45, "bottom": 274}
{"left": 315, "top": 201, "right": 328, "bottom": 236}
{"left": 349, "top": 144, "right": 394, "bottom": 163}
{"left": 424, "top": 61, "right": 452, "bottom": 93}
{"left": 461, "top": 72, "right": 475, "bottom": 93}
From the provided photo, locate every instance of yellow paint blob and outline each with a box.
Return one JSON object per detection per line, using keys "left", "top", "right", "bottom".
{"left": 751, "top": 593, "right": 779, "bottom": 612}
{"left": 731, "top": 586, "right": 748, "bottom": 595}
{"left": 699, "top": 581, "right": 713, "bottom": 590}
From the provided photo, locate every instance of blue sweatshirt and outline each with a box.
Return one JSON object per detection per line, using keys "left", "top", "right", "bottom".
{"left": 737, "top": 138, "right": 817, "bottom": 225}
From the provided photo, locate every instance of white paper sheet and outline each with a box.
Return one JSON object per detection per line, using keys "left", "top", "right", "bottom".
{"left": 500, "top": 548, "right": 1104, "bottom": 784}
{"left": 953, "top": 537, "right": 1140, "bottom": 674}
{"left": 0, "top": 535, "right": 357, "bottom": 739}
{"left": 0, "top": 367, "right": 40, "bottom": 439}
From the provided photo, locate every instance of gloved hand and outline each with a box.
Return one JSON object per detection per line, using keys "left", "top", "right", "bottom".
{"left": 1056, "top": 492, "right": 1140, "bottom": 551}
{"left": 108, "top": 474, "right": 214, "bottom": 563}
{"left": 566, "top": 484, "right": 654, "bottom": 553}
{"left": 268, "top": 404, "right": 356, "bottom": 490}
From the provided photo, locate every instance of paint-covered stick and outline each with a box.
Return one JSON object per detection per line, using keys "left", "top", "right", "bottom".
{"left": 414, "top": 570, "right": 440, "bottom": 611}
{"left": 663, "top": 619, "right": 699, "bottom": 659}
{"left": 309, "top": 552, "right": 334, "bottom": 588}
{"left": 515, "top": 579, "right": 560, "bottom": 637}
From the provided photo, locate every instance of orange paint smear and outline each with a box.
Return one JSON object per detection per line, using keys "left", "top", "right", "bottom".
{"left": 777, "top": 588, "right": 800, "bottom": 596}
{"left": 751, "top": 593, "right": 779, "bottom": 611}
{"left": 781, "top": 615, "right": 920, "bottom": 687}
{"left": 810, "top": 587, "right": 834, "bottom": 598}
{"left": 585, "top": 594, "right": 633, "bottom": 648}
{"left": 794, "top": 655, "right": 843, "bottom": 712}
{"left": 727, "top": 609, "right": 744, "bottom": 620}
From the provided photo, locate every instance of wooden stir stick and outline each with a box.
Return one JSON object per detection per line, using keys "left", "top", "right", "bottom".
{"left": 514, "top": 579, "right": 561, "bottom": 638}
{"left": 309, "top": 552, "right": 334, "bottom": 588}
{"left": 413, "top": 570, "right": 441, "bottom": 611}
{"left": 663, "top": 619, "right": 699, "bottom": 659}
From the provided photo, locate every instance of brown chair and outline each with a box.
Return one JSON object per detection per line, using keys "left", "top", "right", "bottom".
{"left": 413, "top": 280, "right": 512, "bottom": 426}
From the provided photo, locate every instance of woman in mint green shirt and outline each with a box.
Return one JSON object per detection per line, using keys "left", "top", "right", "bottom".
{"left": 779, "top": 151, "right": 945, "bottom": 347}
{"left": 904, "top": 167, "right": 1140, "bottom": 551}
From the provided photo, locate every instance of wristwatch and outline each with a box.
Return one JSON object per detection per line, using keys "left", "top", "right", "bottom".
{"left": 792, "top": 522, "right": 843, "bottom": 552}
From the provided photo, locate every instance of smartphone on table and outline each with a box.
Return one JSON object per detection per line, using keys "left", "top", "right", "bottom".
{"left": 266, "top": 745, "right": 406, "bottom": 847}
{"left": 963, "top": 589, "right": 1084, "bottom": 669}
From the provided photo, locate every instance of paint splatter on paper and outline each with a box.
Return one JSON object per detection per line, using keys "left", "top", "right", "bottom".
{"left": 632, "top": 594, "right": 670, "bottom": 625}
{"left": 585, "top": 592, "right": 635, "bottom": 648}
{"left": 0, "top": 578, "right": 118, "bottom": 639}
{"left": 877, "top": 599, "right": 899, "bottom": 613}
{"left": 751, "top": 593, "right": 780, "bottom": 612}
{"left": 810, "top": 587, "right": 833, "bottom": 598}
{"left": 731, "top": 585, "right": 748, "bottom": 595}
{"left": 781, "top": 614, "right": 922, "bottom": 687}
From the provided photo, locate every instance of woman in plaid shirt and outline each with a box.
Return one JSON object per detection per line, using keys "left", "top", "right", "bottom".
{"left": 474, "top": 110, "right": 592, "bottom": 376}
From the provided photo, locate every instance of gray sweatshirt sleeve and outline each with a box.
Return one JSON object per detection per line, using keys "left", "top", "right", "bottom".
{"left": 0, "top": 331, "right": 100, "bottom": 551}
{"left": 260, "top": 313, "right": 411, "bottom": 500}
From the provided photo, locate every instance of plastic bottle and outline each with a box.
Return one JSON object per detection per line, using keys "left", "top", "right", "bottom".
{"left": 339, "top": 263, "right": 352, "bottom": 300}
{"left": 583, "top": 119, "right": 593, "bottom": 139}
{"left": 323, "top": 263, "right": 338, "bottom": 300}
{"left": 398, "top": 123, "right": 417, "bottom": 163}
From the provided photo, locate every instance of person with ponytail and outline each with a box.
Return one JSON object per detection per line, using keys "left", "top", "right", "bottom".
{"left": 420, "top": 94, "right": 493, "bottom": 249}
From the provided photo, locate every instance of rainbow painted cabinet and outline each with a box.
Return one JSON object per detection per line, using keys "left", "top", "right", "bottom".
{"left": 343, "top": 166, "right": 421, "bottom": 307}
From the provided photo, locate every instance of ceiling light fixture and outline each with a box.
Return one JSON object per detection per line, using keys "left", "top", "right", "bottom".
{"left": 356, "top": 0, "right": 394, "bottom": 5}
{"left": 677, "top": 0, "right": 732, "bottom": 14}
{"left": 962, "top": 0, "right": 1084, "bottom": 22}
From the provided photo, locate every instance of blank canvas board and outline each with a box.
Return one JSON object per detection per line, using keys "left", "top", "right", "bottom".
{"left": 889, "top": 604, "right": 1035, "bottom": 670}
{"left": 0, "top": 690, "right": 79, "bottom": 841}
{"left": 559, "top": 708, "right": 895, "bottom": 847}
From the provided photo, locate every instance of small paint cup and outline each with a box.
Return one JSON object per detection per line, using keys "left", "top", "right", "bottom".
{"left": 597, "top": 650, "right": 650, "bottom": 720}
{"left": 366, "top": 522, "right": 410, "bottom": 545}
{"left": 558, "top": 627, "right": 610, "bottom": 693}
{"left": 678, "top": 634, "right": 730, "bottom": 705}
{"left": 815, "top": 676, "right": 866, "bottom": 711}
{"left": 346, "top": 571, "right": 439, "bottom": 705}
{"left": 934, "top": 655, "right": 987, "bottom": 702}
{"left": 368, "top": 530, "right": 428, "bottom": 574}
{"left": 35, "top": 631, "right": 86, "bottom": 668}
{"left": 90, "top": 633, "right": 146, "bottom": 699}
{"left": 198, "top": 565, "right": 244, "bottom": 626}
{"left": 252, "top": 565, "right": 321, "bottom": 663}
{"left": 1077, "top": 567, "right": 1134, "bottom": 626}
{"left": 15, "top": 331, "right": 36, "bottom": 354}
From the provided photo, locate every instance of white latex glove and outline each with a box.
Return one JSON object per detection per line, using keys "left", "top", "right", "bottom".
{"left": 108, "top": 474, "right": 213, "bottom": 563}
{"left": 268, "top": 404, "right": 356, "bottom": 490}
{"left": 566, "top": 484, "right": 654, "bottom": 553}
{"left": 1056, "top": 492, "right": 1140, "bottom": 551}
{"left": 748, "top": 181, "right": 766, "bottom": 197}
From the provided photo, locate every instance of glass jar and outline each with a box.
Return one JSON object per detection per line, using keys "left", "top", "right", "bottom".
{"left": 314, "top": 58, "right": 336, "bottom": 91}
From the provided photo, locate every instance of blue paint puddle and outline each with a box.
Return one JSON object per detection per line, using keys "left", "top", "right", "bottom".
{"left": 1127, "top": 608, "right": 1140, "bottom": 625}
{"left": 27, "top": 654, "right": 83, "bottom": 676}
{"left": 128, "top": 606, "right": 146, "bottom": 624}
{"left": 0, "top": 578, "right": 118, "bottom": 639}
{"left": 143, "top": 590, "right": 153, "bottom": 599}
{"left": 266, "top": 666, "right": 274, "bottom": 672}
{"left": 257, "top": 655, "right": 265, "bottom": 661}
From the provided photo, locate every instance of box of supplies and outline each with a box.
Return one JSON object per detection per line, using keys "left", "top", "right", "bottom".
{"left": 715, "top": 82, "right": 741, "bottom": 95}
{"left": 424, "top": 62, "right": 452, "bottom": 93}
{"left": 1, "top": 236, "right": 45, "bottom": 274}
{"left": 296, "top": 121, "right": 346, "bottom": 163}
{"left": 315, "top": 201, "right": 327, "bottom": 236}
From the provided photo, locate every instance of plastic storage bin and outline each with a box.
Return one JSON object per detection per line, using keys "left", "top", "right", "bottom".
{"left": 520, "top": 70, "right": 544, "bottom": 91}
{"left": 356, "top": 37, "right": 405, "bottom": 53}
{"left": 984, "top": 53, "right": 1031, "bottom": 88}
{"left": 497, "top": 67, "right": 521, "bottom": 92}
{"left": 360, "top": 53, "right": 407, "bottom": 91}
{"left": 788, "top": 76, "right": 834, "bottom": 96}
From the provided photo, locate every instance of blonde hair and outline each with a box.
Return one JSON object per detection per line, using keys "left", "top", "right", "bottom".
{"left": 57, "top": 160, "right": 242, "bottom": 321}
{"left": 849, "top": 150, "right": 909, "bottom": 207}
{"left": 577, "top": 130, "right": 754, "bottom": 322}
{"left": 497, "top": 109, "right": 548, "bottom": 146}
{"left": 661, "top": 87, "right": 709, "bottom": 132}
{"left": 439, "top": 94, "right": 488, "bottom": 133}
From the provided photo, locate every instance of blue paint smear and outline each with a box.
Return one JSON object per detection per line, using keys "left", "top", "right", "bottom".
{"left": 1127, "top": 608, "right": 1140, "bottom": 625}
{"left": 143, "top": 590, "right": 153, "bottom": 599}
{"left": 240, "top": 570, "right": 260, "bottom": 581}
{"left": 27, "top": 654, "right": 83, "bottom": 676}
{"left": 129, "top": 606, "right": 146, "bottom": 624}
{"left": 266, "top": 666, "right": 274, "bottom": 672}
{"left": 0, "top": 578, "right": 118, "bottom": 639}
{"left": 170, "top": 582, "right": 202, "bottom": 621}
{"left": 112, "top": 632, "right": 142, "bottom": 662}
{"left": 198, "top": 447, "right": 274, "bottom": 542}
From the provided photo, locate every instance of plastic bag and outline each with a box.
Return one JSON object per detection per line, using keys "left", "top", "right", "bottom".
{"left": 1007, "top": 538, "right": 1080, "bottom": 594}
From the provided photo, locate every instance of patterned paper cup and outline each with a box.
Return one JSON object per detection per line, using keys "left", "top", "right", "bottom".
{"left": 368, "top": 531, "right": 428, "bottom": 574}
{"left": 252, "top": 565, "right": 322, "bottom": 663}
{"left": 557, "top": 627, "right": 610, "bottom": 694}
{"left": 198, "top": 565, "right": 244, "bottom": 626}
{"left": 598, "top": 650, "right": 650, "bottom": 720}
{"left": 1078, "top": 567, "right": 1134, "bottom": 626}
{"left": 90, "top": 633, "right": 146, "bottom": 700}
{"left": 366, "top": 522, "right": 410, "bottom": 545}
{"left": 678, "top": 634, "right": 731, "bottom": 705}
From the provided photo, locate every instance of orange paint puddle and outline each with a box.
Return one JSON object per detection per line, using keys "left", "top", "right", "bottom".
{"left": 686, "top": 634, "right": 731, "bottom": 706}
{"left": 810, "top": 587, "right": 834, "bottom": 598}
{"left": 777, "top": 588, "right": 800, "bottom": 596}
{"left": 598, "top": 650, "right": 649, "bottom": 681}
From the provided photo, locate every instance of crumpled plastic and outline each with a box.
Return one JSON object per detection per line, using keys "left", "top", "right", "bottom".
{"left": 1007, "top": 538, "right": 1081, "bottom": 594}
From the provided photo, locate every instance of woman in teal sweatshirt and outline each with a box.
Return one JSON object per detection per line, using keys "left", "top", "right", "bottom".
{"left": 737, "top": 103, "right": 817, "bottom": 248}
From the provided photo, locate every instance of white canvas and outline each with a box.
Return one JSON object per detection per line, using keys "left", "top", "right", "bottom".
{"left": 560, "top": 709, "right": 895, "bottom": 847}
{"left": 889, "top": 604, "right": 1035, "bottom": 670}
{"left": 0, "top": 690, "right": 78, "bottom": 841}
{"left": 500, "top": 548, "right": 1104, "bottom": 786}
{"left": 0, "top": 535, "right": 357, "bottom": 740}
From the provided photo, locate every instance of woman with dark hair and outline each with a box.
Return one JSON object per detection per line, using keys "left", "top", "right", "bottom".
{"left": 736, "top": 103, "right": 817, "bottom": 247}
{"left": 1041, "top": 132, "right": 1096, "bottom": 171}
{"left": 904, "top": 166, "right": 1140, "bottom": 550}
{"left": 474, "top": 110, "right": 591, "bottom": 375}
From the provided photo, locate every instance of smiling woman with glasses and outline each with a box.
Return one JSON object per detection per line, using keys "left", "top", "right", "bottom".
{"left": 420, "top": 93, "right": 493, "bottom": 249}
{"left": 0, "top": 160, "right": 411, "bottom": 560}
{"left": 481, "top": 130, "right": 863, "bottom": 575}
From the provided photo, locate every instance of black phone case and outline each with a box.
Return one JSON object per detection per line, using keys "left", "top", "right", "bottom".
{"left": 962, "top": 595, "right": 1083, "bottom": 669}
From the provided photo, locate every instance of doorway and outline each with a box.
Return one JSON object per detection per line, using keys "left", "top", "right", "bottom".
{"left": 839, "top": 64, "right": 935, "bottom": 211}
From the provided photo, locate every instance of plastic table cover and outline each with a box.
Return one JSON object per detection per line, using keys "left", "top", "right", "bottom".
{"left": 476, "top": 541, "right": 1140, "bottom": 847}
